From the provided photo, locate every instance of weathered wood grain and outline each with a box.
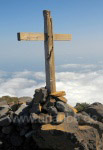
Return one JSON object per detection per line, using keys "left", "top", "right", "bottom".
{"left": 54, "top": 34, "right": 72, "bottom": 41}
{"left": 17, "top": 32, "right": 72, "bottom": 41}
{"left": 17, "top": 33, "right": 44, "bottom": 41}
{"left": 43, "top": 10, "right": 56, "bottom": 93}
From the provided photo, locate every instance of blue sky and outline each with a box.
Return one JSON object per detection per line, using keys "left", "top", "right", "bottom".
{"left": 0, "top": 0, "right": 103, "bottom": 104}
{"left": 0, "top": 0, "right": 103, "bottom": 72}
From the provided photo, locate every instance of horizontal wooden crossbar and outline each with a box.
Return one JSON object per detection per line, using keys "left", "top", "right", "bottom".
{"left": 17, "top": 32, "right": 72, "bottom": 41}
{"left": 54, "top": 34, "right": 72, "bottom": 41}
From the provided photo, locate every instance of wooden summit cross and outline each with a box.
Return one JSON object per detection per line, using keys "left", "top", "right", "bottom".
{"left": 17, "top": 10, "right": 72, "bottom": 94}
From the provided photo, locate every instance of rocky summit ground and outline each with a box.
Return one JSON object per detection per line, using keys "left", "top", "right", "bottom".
{"left": 0, "top": 88, "right": 103, "bottom": 150}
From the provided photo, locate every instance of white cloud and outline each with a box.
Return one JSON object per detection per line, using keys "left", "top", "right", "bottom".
{"left": 13, "top": 71, "right": 45, "bottom": 81}
{"left": 59, "top": 63, "right": 103, "bottom": 73}
{"left": 61, "top": 64, "right": 96, "bottom": 69}
{"left": 0, "top": 64, "right": 103, "bottom": 106}
{"left": 56, "top": 71, "right": 103, "bottom": 105}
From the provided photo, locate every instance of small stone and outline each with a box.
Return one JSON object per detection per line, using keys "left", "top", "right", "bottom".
{"left": 67, "top": 104, "right": 78, "bottom": 113}
{"left": 50, "top": 91, "right": 66, "bottom": 97}
{"left": 47, "top": 106, "right": 58, "bottom": 116}
{"left": 31, "top": 113, "right": 52, "bottom": 124}
{"left": 52, "top": 112, "right": 65, "bottom": 124}
{"left": 50, "top": 98, "right": 56, "bottom": 103}
{"left": 15, "top": 103, "right": 28, "bottom": 115}
{"left": 33, "top": 87, "right": 48, "bottom": 104}
{"left": 30, "top": 103, "right": 41, "bottom": 114}
{"left": 56, "top": 101, "right": 74, "bottom": 116}
{"left": 42, "top": 97, "right": 56, "bottom": 111}
{"left": 0, "top": 105, "right": 10, "bottom": 118}
{"left": 0, "top": 116, "right": 11, "bottom": 126}
{"left": 39, "top": 104, "right": 42, "bottom": 112}
{"left": 11, "top": 103, "right": 19, "bottom": 112}
{"left": 2, "top": 125, "right": 13, "bottom": 134}
{"left": 57, "top": 112, "right": 65, "bottom": 123}
{"left": 56, "top": 96, "right": 67, "bottom": 103}
{"left": 48, "top": 98, "right": 56, "bottom": 107}
{"left": 31, "top": 113, "right": 40, "bottom": 121}
{"left": 56, "top": 101, "right": 66, "bottom": 112}
{"left": 8, "top": 111, "right": 14, "bottom": 119}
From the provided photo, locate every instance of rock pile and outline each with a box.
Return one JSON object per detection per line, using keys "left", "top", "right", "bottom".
{"left": 0, "top": 97, "right": 39, "bottom": 149}
{"left": 0, "top": 87, "right": 103, "bottom": 150}
{"left": 30, "top": 88, "right": 77, "bottom": 126}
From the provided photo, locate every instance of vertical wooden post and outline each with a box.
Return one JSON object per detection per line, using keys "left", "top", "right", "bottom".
{"left": 43, "top": 10, "right": 56, "bottom": 94}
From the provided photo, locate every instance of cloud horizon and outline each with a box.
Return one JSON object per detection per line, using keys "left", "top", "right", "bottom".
{"left": 0, "top": 64, "right": 103, "bottom": 106}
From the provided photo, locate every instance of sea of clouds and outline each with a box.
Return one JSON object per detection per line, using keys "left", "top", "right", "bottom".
{"left": 0, "top": 63, "right": 103, "bottom": 106}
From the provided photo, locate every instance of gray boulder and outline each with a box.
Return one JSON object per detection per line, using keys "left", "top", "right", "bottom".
{"left": 33, "top": 87, "right": 48, "bottom": 104}
{"left": 84, "top": 102, "right": 103, "bottom": 123}
{"left": 33, "top": 116, "right": 101, "bottom": 150}
{"left": 56, "top": 101, "right": 74, "bottom": 116}
{"left": 30, "top": 87, "right": 48, "bottom": 114}
{"left": 76, "top": 113, "right": 103, "bottom": 134}
{"left": 47, "top": 106, "right": 58, "bottom": 116}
